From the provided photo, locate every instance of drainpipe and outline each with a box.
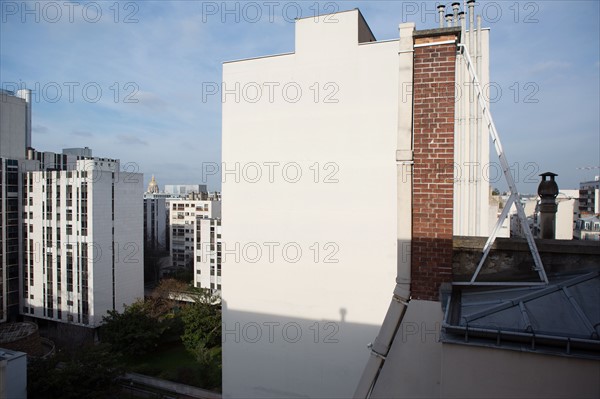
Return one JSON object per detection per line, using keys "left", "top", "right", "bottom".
{"left": 353, "top": 22, "right": 414, "bottom": 398}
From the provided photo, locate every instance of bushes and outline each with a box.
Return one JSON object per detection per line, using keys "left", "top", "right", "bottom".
{"left": 98, "top": 281, "right": 222, "bottom": 390}
{"left": 100, "top": 301, "right": 164, "bottom": 357}
{"left": 28, "top": 344, "right": 123, "bottom": 399}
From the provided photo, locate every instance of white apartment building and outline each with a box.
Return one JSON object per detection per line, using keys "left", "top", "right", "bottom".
{"left": 22, "top": 151, "right": 143, "bottom": 327}
{"left": 194, "top": 218, "right": 221, "bottom": 292}
{"left": 168, "top": 199, "right": 221, "bottom": 269}
{"left": 579, "top": 176, "right": 600, "bottom": 215}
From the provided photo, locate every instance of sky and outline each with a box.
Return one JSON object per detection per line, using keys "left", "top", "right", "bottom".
{"left": 1, "top": 0, "right": 599, "bottom": 193}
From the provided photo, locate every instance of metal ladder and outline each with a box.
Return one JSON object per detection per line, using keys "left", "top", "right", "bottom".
{"left": 456, "top": 43, "right": 548, "bottom": 286}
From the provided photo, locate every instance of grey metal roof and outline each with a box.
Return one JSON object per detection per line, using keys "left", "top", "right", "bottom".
{"left": 443, "top": 271, "right": 600, "bottom": 359}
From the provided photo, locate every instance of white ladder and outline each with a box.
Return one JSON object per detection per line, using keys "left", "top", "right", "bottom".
{"left": 456, "top": 43, "right": 548, "bottom": 286}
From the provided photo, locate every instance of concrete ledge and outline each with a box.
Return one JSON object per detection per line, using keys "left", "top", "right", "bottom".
{"left": 413, "top": 26, "right": 461, "bottom": 38}
{"left": 452, "top": 236, "right": 600, "bottom": 281}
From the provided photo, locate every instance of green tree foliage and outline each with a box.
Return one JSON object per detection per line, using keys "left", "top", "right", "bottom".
{"left": 180, "top": 289, "right": 222, "bottom": 388}
{"left": 100, "top": 300, "right": 164, "bottom": 356}
{"left": 28, "top": 344, "right": 123, "bottom": 399}
{"left": 181, "top": 289, "right": 221, "bottom": 349}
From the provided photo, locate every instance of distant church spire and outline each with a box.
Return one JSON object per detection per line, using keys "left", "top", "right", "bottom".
{"left": 147, "top": 175, "right": 159, "bottom": 193}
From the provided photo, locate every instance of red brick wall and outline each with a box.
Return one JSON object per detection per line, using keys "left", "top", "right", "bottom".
{"left": 411, "top": 35, "right": 457, "bottom": 301}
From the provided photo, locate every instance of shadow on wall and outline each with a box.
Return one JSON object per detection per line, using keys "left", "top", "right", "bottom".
{"left": 221, "top": 301, "right": 383, "bottom": 399}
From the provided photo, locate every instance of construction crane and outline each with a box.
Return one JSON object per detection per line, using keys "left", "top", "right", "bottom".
{"left": 576, "top": 166, "right": 600, "bottom": 170}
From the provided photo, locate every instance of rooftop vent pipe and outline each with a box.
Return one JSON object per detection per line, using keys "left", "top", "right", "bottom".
{"left": 437, "top": 5, "right": 446, "bottom": 28}
{"left": 445, "top": 13, "right": 453, "bottom": 26}
{"left": 452, "top": 2, "right": 460, "bottom": 26}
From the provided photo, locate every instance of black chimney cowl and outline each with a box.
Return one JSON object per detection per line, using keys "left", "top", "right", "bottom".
{"left": 538, "top": 172, "right": 559, "bottom": 199}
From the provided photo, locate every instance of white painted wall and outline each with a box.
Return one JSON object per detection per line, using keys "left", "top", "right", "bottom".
{"left": 555, "top": 190, "right": 578, "bottom": 239}
{"left": 113, "top": 169, "right": 144, "bottom": 314}
{"left": 222, "top": 10, "right": 398, "bottom": 398}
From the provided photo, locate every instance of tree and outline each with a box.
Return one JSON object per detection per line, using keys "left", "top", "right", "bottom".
{"left": 180, "top": 289, "right": 222, "bottom": 388}
{"left": 145, "top": 278, "right": 190, "bottom": 319}
{"left": 492, "top": 187, "right": 501, "bottom": 196}
{"left": 28, "top": 343, "right": 123, "bottom": 399}
{"left": 100, "top": 300, "right": 164, "bottom": 357}
{"left": 181, "top": 289, "right": 221, "bottom": 350}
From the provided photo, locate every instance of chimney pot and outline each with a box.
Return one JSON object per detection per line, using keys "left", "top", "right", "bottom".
{"left": 537, "top": 172, "right": 559, "bottom": 239}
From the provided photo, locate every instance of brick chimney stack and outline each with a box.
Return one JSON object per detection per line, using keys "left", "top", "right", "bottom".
{"left": 410, "top": 27, "right": 461, "bottom": 301}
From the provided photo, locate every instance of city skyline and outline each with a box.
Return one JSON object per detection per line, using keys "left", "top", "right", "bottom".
{"left": 1, "top": 0, "right": 599, "bottom": 192}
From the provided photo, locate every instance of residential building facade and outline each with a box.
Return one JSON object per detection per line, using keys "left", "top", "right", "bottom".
{"left": 579, "top": 176, "right": 600, "bottom": 215}
{"left": 194, "top": 217, "right": 221, "bottom": 292}
{"left": 22, "top": 150, "right": 144, "bottom": 327}
{"left": 574, "top": 215, "right": 600, "bottom": 240}
{"left": 168, "top": 199, "right": 221, "bottom": 269}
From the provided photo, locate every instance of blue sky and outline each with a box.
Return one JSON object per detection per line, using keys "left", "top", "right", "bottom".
{"left": 1, "top": 1, "right": 598, "bottom": 193}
